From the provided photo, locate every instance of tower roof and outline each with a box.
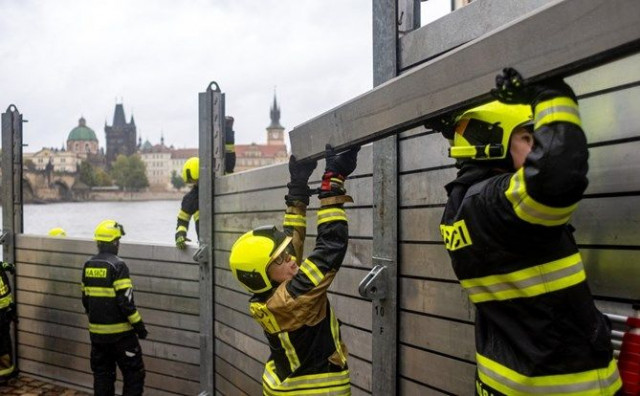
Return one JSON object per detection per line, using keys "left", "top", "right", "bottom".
{"left": 268, "top": 93, "right": 284, "bottom": 129}
{"left": 67, "top": 117, "right": 98, "bottom": 142}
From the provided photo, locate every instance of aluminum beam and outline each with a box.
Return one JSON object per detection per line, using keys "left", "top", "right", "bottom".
{"left": 289, "top": 0, "right": 640, "bottom": 160}
{"left": 197, "top": 82, "right": 225, "bottom": 394}
{"left": 400, "top": 0, "right": 553, "bottom": 70}
{"left": 1, "top": 104, "right": 23, "bottom": 378}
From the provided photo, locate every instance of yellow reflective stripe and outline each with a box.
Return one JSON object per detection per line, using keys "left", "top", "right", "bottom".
{"left": 83, "top": 287, "right": 116, "bottom": 297}
{"left": 263, "top": 360, "right": 350, "bottom": 394}
{"left": 278, "top": 332, "right": 301, "bottom": 372}
{"left": 128, "top": 311, "right": 142, "bottom": 324}
{"left": 330, "top": 178, "right": 344, "bottom": 184}
{"left": 299, "top": 259, "right": 324, "bottom": 286}
{"left": 317, "top": 208, "right": 347, "bottom": 225}
{"left": 225, "top": 143, "right": 235, "bottom": 153}
{"left": 89, "top": 322, "right": 133, "bottom": 334}
{"left": 177, "top": 225, "right": 188, "bottom": 233}
{"left": 477, "top": 353, "right": 621, "bottom": 395}
{"left": 0, "top": 294, "right": 13, "bottom": 309}
{"left": 113, "top": 278, "right": 132, "bottom": 291}
{"left": 177, "top": 209, "right": 191, "bottom": 221}
{"left": 505, "top": 168, "right": 577, "bottom": 226}
{"left": 283, "top": 213, "right": 306, "bottom": 228}
{"left": 461, "top": 253, "right": 585, "bottom": 303}
{"left": 193, "top": 210, "right": 200, "bottom": 222}
{"left": 329, "top": 307, "right": 347, "bottom": 367}
{"left": 0, "top": 364, "right": 15, "bottom": 376}
{"left": 534, "top": 96, "right": 581, "bottom": 129}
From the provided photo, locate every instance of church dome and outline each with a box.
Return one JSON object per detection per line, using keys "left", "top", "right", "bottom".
{"left": 68, "top": 117, "right": 97, "bottom": 142}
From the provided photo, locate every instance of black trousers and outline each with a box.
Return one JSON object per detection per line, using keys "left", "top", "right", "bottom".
{"left": 91, "top": 333, "right": 145, "bottom": 396}
{"left": 0, "top": 317, "right": 15, "bottom": 382}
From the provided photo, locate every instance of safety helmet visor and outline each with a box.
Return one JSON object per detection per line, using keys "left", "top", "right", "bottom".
{"left": 449, "top": 101, "right": 533, "bottom": 160}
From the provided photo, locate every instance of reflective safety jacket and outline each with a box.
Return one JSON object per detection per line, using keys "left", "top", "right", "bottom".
{"left": 0, "top": 269, "right": 12, "bottom": 311}
{"left": 441, "top": 95, "right": 621, "bottom": 395}
{"left": 81, "top": 253, "right": 143, "bottom": 343}
{"left": 249, "top": 201, "right": 351, "bottom": 395}
{"left": 177, "top": 184, "right": 199, "bottom": 238}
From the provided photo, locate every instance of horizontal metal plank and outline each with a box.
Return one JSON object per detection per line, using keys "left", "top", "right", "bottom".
{"left": 215, "top": 321, "right": 270, "bottom": 363}
{"left": 399, "top": 243, "right": 455, "bottom": 280}
{"left": 215, "top": 356, "right": 260, "bottom": 396}
{"left": 216, "top": 338, "right": 264, "bottom": 383}
{"left": 18, "top": 358, "right": 92, "bottom": 393}
{"left": 400, "top": 311, "right": 475, "bottom": 362}
{"left": 400, "top": 278, "right": 474, "bottom": 322}
{"left": 216, "top": 144, "right": 373, "bottom": 194}
{"left": 568, "top": 52, "right": 640, "bottom": 95}
{"left": 16, "top": 234, "right": 196, "bottom": 264}
{"left": 214, "top": 176, "right": 373, "bottom": 213}
{"left": 399, "top": 0, "right": 552, "bottom": 69}
{"left": 399, "top": 378, "right": 447, "bottom": 396}
{"left": 400, "top": 344, "right": 475, "bottom": 395}
{"left": 583, "top": 249, "right": 640, "bottom": 301}
{"left": 290, "top": 0, "right": 640, "bottom": 159}
{"left": 215, "top": 372, "right": 250, "bottom": 396}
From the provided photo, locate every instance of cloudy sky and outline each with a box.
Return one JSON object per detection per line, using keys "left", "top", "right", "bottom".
{"left": 0, "top": 0, "right": 451, "bottom": 153}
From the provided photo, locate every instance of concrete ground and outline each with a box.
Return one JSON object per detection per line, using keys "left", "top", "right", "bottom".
{"left": 0, "top": 375, "right": 90, "bottom": 395}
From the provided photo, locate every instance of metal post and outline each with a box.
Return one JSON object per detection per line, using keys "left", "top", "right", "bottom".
{"left": 1, "top": 104, "right": 24, "bottom": 376}
{"left": 196, "top": 82, "right": 225, "bottom": 393}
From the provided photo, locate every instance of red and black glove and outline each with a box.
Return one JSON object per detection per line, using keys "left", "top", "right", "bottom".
{"left": 319, "top": 144, "right": 360, "bottom": 199}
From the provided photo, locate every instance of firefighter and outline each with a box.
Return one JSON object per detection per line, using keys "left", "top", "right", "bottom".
{"left": 48, "top": 227, "right": 66, "bottom": 237}
{"left": 431, "top": 68, "right": 621, "bottom": 395}
{"left": 174, "top": 116, "right": 235, "bottom": 250}
{"left": 229, "top": 145, "right": 358, "bottom": 395}
{"left": 82, "top": 220, "right": 147, "bottom": 396}
{"left": 0, "top": 261, "right": 17, "bottom": 384}
{"left": 175, "top": 157, "right": 199, "bottom": 250}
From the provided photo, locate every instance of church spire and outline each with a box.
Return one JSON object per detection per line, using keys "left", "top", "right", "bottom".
{"left": 268, "top": 91, "right": 284, "bottom": 129}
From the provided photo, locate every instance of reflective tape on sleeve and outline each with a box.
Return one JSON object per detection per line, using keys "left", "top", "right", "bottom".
{"left": 506, "top": 168, "right": 577, "bottom": 226}
{"left": 534, "top": 97, "right": 582, "bottom": 129}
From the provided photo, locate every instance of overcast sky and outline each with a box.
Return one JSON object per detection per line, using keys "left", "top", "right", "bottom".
{"left": 0, "top": 0, "right": 451, "bottom": 153}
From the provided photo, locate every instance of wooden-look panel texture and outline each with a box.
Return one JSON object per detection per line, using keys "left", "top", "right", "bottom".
{"left": 14, "top": 236, "right": 199, "bottom": 395}
{"left": 397, "top": 53, "right": 640, "bottom": 394}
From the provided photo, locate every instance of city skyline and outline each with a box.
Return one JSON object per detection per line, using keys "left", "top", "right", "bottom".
{"left": 0, "top": 1, "right": 451, "bottom": 153}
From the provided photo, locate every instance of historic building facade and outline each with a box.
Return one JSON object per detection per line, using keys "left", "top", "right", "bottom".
{"left": 105, "top": 103, "right": 137, "bottom": 168}
{"left": 234, "top": 94, "right": 288, "bottom": 172}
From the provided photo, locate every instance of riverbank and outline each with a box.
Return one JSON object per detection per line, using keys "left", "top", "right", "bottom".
{"left": 88, "top": 190, "right": 185, "bottom": 201}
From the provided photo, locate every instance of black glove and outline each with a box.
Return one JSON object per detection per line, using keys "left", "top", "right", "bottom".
{"left": 286, "top": 155, "right": 317, "bottom": 205}
{"left": 1, "top": 261, "right": 15, "bottom": 274}
{"left": 424, "top": 113, "right": 459, "bottom": 140}
{"left": 7, "top": 302, "right": 18, "bottom": 323}
{"left": 133, "top": 321, "right": 148, "bottom": 340}
{"left": 491, "top": 67, "right": 576, "bottom": 106}
{"left": 319, "top": 144, "right": 360, "bottom": 199}
{"left": 325, "top": 144, "right": 359, "bottom": 178}
{"left": 175, "top": 231, "right": 190, "bottom": 250}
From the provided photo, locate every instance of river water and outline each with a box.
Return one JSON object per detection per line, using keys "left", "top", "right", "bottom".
{"left": 3, "top": 200, "right": 198, "bottom": 246}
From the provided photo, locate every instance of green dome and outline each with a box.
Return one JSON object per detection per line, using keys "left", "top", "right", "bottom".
{"left": 68, "top": 117, "right": 97, "bottom": 142}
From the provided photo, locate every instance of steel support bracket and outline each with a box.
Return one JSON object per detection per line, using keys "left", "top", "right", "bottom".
{"left": 359, "top": 263, "right": 389, "bottom": 300}
{"left": 193, "top": 244, "right": 209, "bottom": 264}
{"left": 0, "top": 232, "right": 9, "bottom": 245}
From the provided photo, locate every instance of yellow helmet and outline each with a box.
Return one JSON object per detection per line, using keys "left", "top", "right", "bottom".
{"left": 48, "top": 227, "right": 66, "bottom": 237}
{"left": 229, "top": 226, "right": 292, "bottom": 294}
{"left": 182, "top": 157, "right": 199, "bottom": 183}
{"left": 449, "top": 101, "right": 533, "bottom": 160}
{"left": 93, "top": 220, "right": 125, "bottom": 242}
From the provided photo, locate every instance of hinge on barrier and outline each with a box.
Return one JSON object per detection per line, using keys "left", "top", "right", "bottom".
{"left": 359, "top": 261, "right": 389, "bottom": 300}
{"left": 0, "top": 232, "right": 9, "bottom": 245}
{"left": 193, "top": 244, "right": 209, "bottom": 264}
